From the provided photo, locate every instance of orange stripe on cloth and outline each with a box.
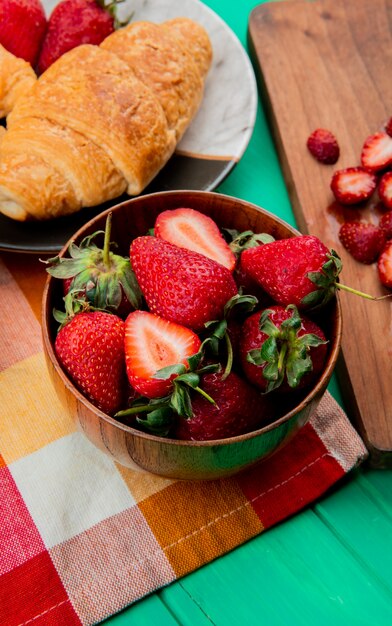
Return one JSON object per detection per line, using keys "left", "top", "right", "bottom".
{"left": 1, "top": 252, "right": 48, "bottom": 324}
{"left": 0, "top": 257, "right": 43, "bottom": 371}
{"left": 139, "top": 479, "right": 263, "bottom": 578}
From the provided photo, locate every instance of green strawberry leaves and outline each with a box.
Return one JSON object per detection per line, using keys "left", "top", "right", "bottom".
{"left": 227, "top": 229, "right": 275, "bottom": 256}
{"left": 44, "top": 212, "right": 142, "bottom": 314}
{"left": 247, "top": 305, "right": 327, "bottom": 392}
{"left": 301, "top": 250, "right": 342, "bottom": 309}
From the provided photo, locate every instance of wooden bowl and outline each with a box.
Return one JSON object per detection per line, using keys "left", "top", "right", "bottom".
{"left": 42, "top": 191, "right": 342, "bottom": 480}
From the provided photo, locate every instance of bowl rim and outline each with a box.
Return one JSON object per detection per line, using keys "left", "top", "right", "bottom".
{"left": 42, "top": 190, "right": 343, "bottom": 448}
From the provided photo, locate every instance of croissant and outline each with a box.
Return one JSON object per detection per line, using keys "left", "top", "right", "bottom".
{"left": 0, "top": 18, "right": 212, "bottom": 221}
{"left": 0, "top": 44, "right": 36, "bottom": 118}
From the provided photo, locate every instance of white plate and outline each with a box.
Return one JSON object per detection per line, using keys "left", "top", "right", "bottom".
{"left": 0, "top": 0, "right": 257, "bottom": 253}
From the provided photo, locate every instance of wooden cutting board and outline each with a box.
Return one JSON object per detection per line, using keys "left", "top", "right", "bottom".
{"left": 248, "top": 0, "right": 392, "bottom": 467}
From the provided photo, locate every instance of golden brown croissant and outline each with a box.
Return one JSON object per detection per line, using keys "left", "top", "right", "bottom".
{"left": 0, "top": 44, "right": 36, "bottom": 118}
{"left": 0, "top": 18, "right": 212, "bottom": 221}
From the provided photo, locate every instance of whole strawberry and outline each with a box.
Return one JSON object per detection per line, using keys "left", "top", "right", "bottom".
{"left": 0, "top": 0, "right": 47, "bottom": 66}
{"left": 175, "top": 369, "right": 273, "bottom": 441}
{"left": 130, "top": 236, "right": 238, "bottom": 330}
{"left": 38, "top": 0, "right": 121, "bottom": 74}
{"left": 306, "top": 128, "right": 340, "bottom": 165}
{"left": 55, "top": 310, "right": 126, "bottom": 414}
{"left": 240, "top": 234, "right": 342, "bottom": 310}
{"left": 339, "top": 221, "right": 386, "bottom": 264}
{"left": 239, "top": 305, "right": 328, "bottom": 393}
{"left": 45, "top": 213, "right": 142, "bottom": 318}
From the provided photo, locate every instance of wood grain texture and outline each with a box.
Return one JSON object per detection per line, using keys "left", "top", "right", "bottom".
{"left": 248, "top": 0, "right": 392, "bottom": 466}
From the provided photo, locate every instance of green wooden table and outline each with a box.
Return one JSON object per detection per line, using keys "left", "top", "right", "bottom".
{"left": 105, "top": 2, "right": 392, "bottom": 623}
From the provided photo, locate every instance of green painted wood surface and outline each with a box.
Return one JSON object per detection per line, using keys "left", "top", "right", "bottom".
{"left": 103, "top": 1, "right": 392, "bottom": 624}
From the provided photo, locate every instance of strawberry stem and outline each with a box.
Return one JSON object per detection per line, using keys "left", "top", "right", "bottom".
{"left": 335, "top": 282, "right": 392, "bottom": 301}
{"left": 193, "top": 386, "right": 216, "bottom": 404}
{"left": 222, "top": 333, "right": 233, "bottom": 381}
{"left": 103, "top": 212, "right": 112, "bottom": 269}
{"left": 277, "top": 341, "right": 287, "bottom": 376}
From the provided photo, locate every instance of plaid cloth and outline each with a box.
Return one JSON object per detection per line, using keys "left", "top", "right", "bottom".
{"left": 0, "top": 253, "right": 368, "bottom": 626}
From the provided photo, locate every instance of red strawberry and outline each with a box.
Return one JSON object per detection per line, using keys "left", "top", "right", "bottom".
{"left": 379, "top": 210, "right": 392, "bottom": 239}
{"left": 239, "top": 305, "right": 328, "bottom": 393}
{"left": 361, "top": 132, "right": 392, "bottom": 172}
{"left": 330, "top": 167, "right": 377, "bottom": 205}
{"left": 385, "top": 117, "right": 392, "bottom": 138}
{"left": 37, "top": 0, "right": 120, "bottom": 74}
{"left": 55, "top": 310, "right": 126, "bottom": 414}
{"left": 45, "top": 213, "right": 142, "bottom": 318}
{"left": 306, "top": 128, "right": 340, "bottom": 165}
{"left": 0, "top": 0, "right": 47, "bottom": 66}
{"left": 377, "top": 241, "right": 392, "bottom": 288}
{"left": 240, "top": 235, "right": 342, "bottom": 310}
{"left": 175, "top": 369, "right": 273, "bottom": 441}
{"left": 378, "top": 171, "right": 392, "bottom": 210}
{"left": 154, "top": 208, "right": 236, "bottom": 271}
{"left": 338, "top": 221, "right": 386, "bottom": 264}
{"left": 124, "top": 311, "right": 201, "bottom": 399}
{"left": 130, "top": 236, "right": 238, "bottom": 330}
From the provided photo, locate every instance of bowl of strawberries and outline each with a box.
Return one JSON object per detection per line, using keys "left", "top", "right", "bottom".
{"left": 42, "top": 190, "right": 342, "bottom": 479}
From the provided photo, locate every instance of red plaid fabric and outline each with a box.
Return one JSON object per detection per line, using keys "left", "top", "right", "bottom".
{"left": 0, "top": 253, "right": 367, "bottom": 626}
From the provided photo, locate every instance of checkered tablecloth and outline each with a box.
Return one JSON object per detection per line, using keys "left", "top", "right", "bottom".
{"left": 0, "top": 253, "right": 368, "bottom": 626}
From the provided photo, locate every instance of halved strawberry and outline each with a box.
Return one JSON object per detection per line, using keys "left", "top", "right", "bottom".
{"left": 124, "top": 311, "right": 201, "bottom": 398}
{"left": 154, "top": 207, "right": 236, "bottom": 271}
{"left": 378, "top": 171, "right": 392, "bottom": 210}
{"left": 379, "top": 210, "right": 392, "bottom": 239}
{"left": 338, "top": 221, "right": 386, "bottom": 264}
{"left": 306, "top": 128, "right": 340, "bottom": 165}
{"left": 330, "top": 167, "right": 377, "bottom": 205}
{"left": 361, "top": 132, "right": 392, "bottom": 172}
{"left": 377, "top": 241, "right": 392, "bottom": 288}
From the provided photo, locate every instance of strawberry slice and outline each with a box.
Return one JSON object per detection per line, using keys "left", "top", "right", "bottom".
{"left": 306, "top": 128, "right": 340, "bottom": 165}
{"left": 124, "top": 311, "right": 201, "bottom": 398}
{"left": 330, "top": 167, "right": 377, "bottom": 205}
{"left": 378, "top": 171, "right": 392, "bottom": 210}
{"left": 338, "top": 221, "right": 386, "bottom": 264}
{"left": 154, "top": 207, "right": 236, "bottom": 271}
{"left": 377, "top": 241, "right": 392, "bottom": 288}
{"left": 361, "top": 132, "right": 392, "bottom": 172}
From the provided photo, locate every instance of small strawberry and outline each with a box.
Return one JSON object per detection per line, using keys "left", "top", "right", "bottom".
{"left": 130, "top": 236, "right": 238, "bottom": 330}
{"left": 37, "top": 0, "right": 122, "bottom": 74}
{"left": 385, "top": 117, "right": 392, "bottom": 138}
{"left": 55, "top": 310, "right": 126, "bottom": 414}
{"left": 338, "top": 221, "right": 386, "bottom": 264}
{"left": 378, "top": 171, "right": 392, "bottom": 210}
{"left": 154, "top": 208, "right": 236, "bottom": 271}
{"left": 124, "top": 311, "right": 201, "bottom": 399}
{"left": 239, "top": 305, "right": 328, "bottom": 393}
{"left": 306, "top": 128, "right": 340, "bottom": 165}
{"left": 44, "top": 213, "right": 142, "bottom": 318}
{"left": 240, "top": 235, "right": 342, "bottom": 310}
{"left": 361, "top": 132, "right": 392, "bottom": 172}
{"left": 175, "top": 368, "right": 273, "bottom": 441}
{"left": 379, "top": 210, "right": 392, "bottom": 239}
{"left": 330, "top": 167, "right": 377, "bottom": 205}
{"left": 377, "top": 241, "right": 392, "bottom": 289}
{"left": 0, "top": 0, "right": 47, "bottom": 66}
